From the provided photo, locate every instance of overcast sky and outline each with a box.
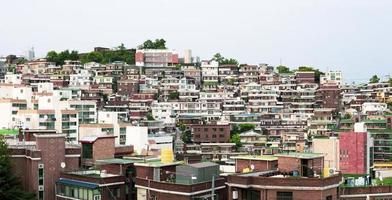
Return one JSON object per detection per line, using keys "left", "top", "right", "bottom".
{"left": 0, "top": 0, "right": 391, "bottom": 83}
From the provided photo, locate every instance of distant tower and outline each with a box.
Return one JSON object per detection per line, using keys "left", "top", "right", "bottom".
{"left": 184, "top": 49, "right": 192, "bottom": 64}
{"left": 28, "top": 47, "right": 35, "bottom": 61}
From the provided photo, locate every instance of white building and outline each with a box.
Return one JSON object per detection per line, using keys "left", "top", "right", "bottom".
{"left": 151, "top": 102, "right": 175, "bottom": 124}
{"left": 320, "top": 71, "right": 343, "bottom": 86}
{"left": 362, "top": 102, "right": 387, "bottom": 115}
{"left": 4, "top": 73, "right": 22, "bottom": 84}
{"left": 69, "top": 69, "right": 91, "bottom": 89}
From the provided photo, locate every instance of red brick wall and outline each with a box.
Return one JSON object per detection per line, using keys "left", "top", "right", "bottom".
{"left": 36, "top": 135, "right": 66, "bottom": 200}
{"left": 278, "top": 157, "right": 301, "bottom": 173}
{"left": 92, "top": 137, "right": 115, "bottom": 161}
{"left": 340, "top": 132, "right": 367, "bottom": 174}
{"left": 235, "top": 159, "right": 278, "bottom": 173}
{"left": 135, "top": 52, "right": 144, "bottom": 63}
{"left": 192, "top": 124, "right": 231, "bottom": 143}
{"left": 265, "top": 188, "right": 338, "bottom": 200}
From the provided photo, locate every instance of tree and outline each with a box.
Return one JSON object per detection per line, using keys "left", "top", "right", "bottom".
{"left": 238, "top": 124, "right": 255, "bottom": 132}
{"left": 212, "top": 53, "right": 238, "bottom": 65}
{"left": 168, "top": 91, "right": 179, "bottom": 100}
{"left": 369, "top": 75, "right": 380, "bottom": 84}
{"left": 213, "top": 53, "right": 224, "bottom": 64}
{"left": 230, "top": 134, "right": 242, "bottom": 149}
{"left": 79, "top": 44, "right": 135, "bottom": 64}
{"left": 181, "top": 130, "right": 192, "bottom": 144}
{"left": 389, "top": 78, "right": 392, "bottom": 86}
{"left": 276, "top": 65, "right": 292, "bottom": 74}
{"left": 46, "top": 49, "right": 79, "bottom": 65}
{"left": 138, "top": 39, "right": 167, "bottom": 49}
{"left": 146, "top": 112, "right": 154, "bottom": 120}
{"left": 387, "top": 102, "right": 392, "bottom": 110}
{"left": 0, "top": 139, "right": 35, "bottom": 200}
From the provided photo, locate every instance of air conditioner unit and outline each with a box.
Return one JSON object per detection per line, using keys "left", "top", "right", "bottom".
{"left": 93, "top": 195, "right": 101, "bottom": 200}
{"left": 38, "top": 186, "right": 44, "bottom": 191}
{"left": 38, "top": 164, "right": 44, "bottom": 169}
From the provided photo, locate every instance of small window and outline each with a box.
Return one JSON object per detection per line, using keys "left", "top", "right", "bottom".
{"left": 277, "top": 191, "right": 293, "bottom": 200}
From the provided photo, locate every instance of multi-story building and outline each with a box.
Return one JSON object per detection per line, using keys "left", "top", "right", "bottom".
{"left": 201, "top": 60, "right": 219, "bottom": 91}
{"left": 7, "top": 131, "right": 80, "bottom": 200}
{"left": 226, "top": 153, "right": 342, "bottom": 200}
{"left": 312, "top": 137, "right": 340, "bottom": 170}
{"left": 191, "top": 123, "right": 231, "bottom": 143}
{"left": 69, "top": 100, "right": 97, "bottom": 124}
{"left": 69, "top": 69, "right": 91, "bottom": 89}
{"left": 339, "top": 123, "right": 373, "bottom": 175}
{"left": 320, "top": 70, "right": 343, "bottom": 86}
{"left": 135, "top": 49, "right": 179, "bottom": 67}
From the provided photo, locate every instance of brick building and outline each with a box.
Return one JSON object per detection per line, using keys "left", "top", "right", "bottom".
{"left": 316, "top": 83, "right": 341, "bottom": 110}
{"left": 295, "top": 71, "right": 315, "bottom": 84}
{"left": 339, "top": 124, "right": 372, "bottom": 175}
{"left": 226, "top": 153, "right": 342, "bottom": 200}
{"left": 117, "top": 79, "right": 139, "bottom": 97}
{"left": 135, "top": 49, "right": 179, "bottom": 67}
{"left": 135, "top": 160, "right": 227, "bottom": 200}
{"left": 191, "top": 123, "right": 231, "bottom": 143}
{"left": 232, "top": 155, "right": 278, "bottom": 173}
{"left": 7, "top": 131, "right": 80, "bottom": 200}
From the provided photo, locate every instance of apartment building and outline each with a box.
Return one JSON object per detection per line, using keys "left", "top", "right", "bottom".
{"left": 135, "top": 49, "right": 179, "bottom": 67}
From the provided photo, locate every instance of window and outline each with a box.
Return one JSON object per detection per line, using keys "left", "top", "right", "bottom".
{"left": 82, "top": 143, "right": 93, "bottom": 159}
{"left": 38, "top": 191, "right": 44, "bottom": 200}
{"left": 326, "top": 196, "right": 332, "bottom": 200}
{"left": 38, "top": 168, "right": 44, "bottom": 185}
{"left": 277, "top": 192, "right": 293, "bottom": 200}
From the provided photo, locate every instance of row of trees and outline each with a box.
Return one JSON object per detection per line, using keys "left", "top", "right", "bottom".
{"left": 138, "top": 39, "right": 167, "bottom": 49}
{"left": 80, "top": 44, "right": 135, "bottom": 64}
{"left": 46, "top": 39, "right": 169, "bottom": 66}
{"left": 46, "top": 50, "right": 79, "bottom": 65}
{"left": 46, "top": 44, "right": 135, "bottom": 65}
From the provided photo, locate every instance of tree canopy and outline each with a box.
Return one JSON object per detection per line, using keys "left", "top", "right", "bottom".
{"left": 46, "top": 50, "right": 79, "bottom": 65}
{"left": 230, "top": 134, "right": 242, "bottom": 149}
{"left": 389, "top": 77, "right": 392, "bottom": 86}
{"left": 212, "top": 53, "right": 239, "bottom": 66}
{"left": 276, "top": 65, "right": 292, "bottom": 74}
{"left": 369, "top": 75, "right": 380, "bottom": 84}
{"left": 138, "top": 39, "right": 167, "bottom": 49}
{"left": 0, "top": 139, "right": 35, "bottom": 200}
{"left": 80, "top": 44, "right": 135, "bottom": 64}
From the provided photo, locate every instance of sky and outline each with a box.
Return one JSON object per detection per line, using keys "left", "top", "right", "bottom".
{"left": 0, "top": 0, "right": 391, "bottom": 83}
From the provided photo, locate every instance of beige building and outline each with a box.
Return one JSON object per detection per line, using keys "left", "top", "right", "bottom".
{"left": 312, "top": 137, "right": 340, "bottom": 170}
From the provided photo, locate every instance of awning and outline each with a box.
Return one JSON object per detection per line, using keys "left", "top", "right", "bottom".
{"left": 57, "top": 178, "right": 99, "bottom": 189}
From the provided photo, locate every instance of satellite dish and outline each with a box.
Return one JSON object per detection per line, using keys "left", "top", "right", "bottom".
{"left": 60, "top": 162, "right": 66, "bottom": 169}
{"left": 250, "top": 164, "right": 255, "bottom": 170}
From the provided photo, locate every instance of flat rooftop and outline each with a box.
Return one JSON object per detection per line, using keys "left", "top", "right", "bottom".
{"left": 231, "top": 155, "right": 278, "bottom": 161}
{"left": 274, "top": 152, "right": 324, "bottom": 159}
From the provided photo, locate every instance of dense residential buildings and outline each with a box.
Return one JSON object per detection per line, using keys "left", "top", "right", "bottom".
{"left": 1, "top": 44, "right": 392, "bottom": 199}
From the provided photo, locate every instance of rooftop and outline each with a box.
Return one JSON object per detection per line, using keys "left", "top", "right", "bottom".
{"left": 274, "top": 152, "right": 324, "bottom": 159}
{"left": 231, "top": 155, "right": 277, "bottom": 161}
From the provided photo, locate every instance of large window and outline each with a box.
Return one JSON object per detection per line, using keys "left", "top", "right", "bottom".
{"left": 277, "top": 192, "right": 293, "bottom": 200}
